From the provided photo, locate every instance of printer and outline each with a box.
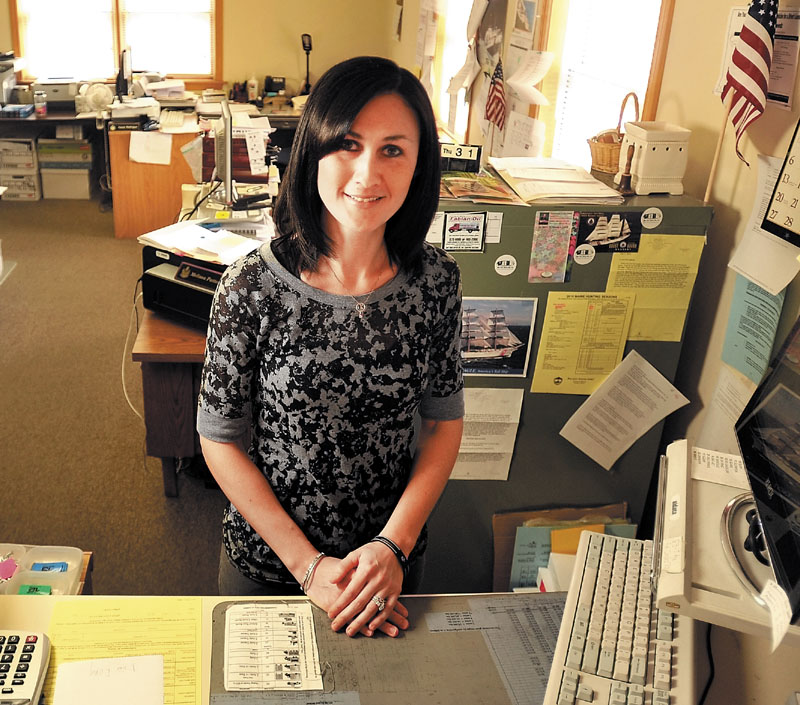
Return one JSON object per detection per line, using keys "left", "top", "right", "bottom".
{"left": 0, "top": 58, "right": 19, "bottom": 105}
{"left": 141, "top": 246, "right": 225, "bottom": 328}
{"left": 32, "top": 78, "right": 80, "bottom": 109}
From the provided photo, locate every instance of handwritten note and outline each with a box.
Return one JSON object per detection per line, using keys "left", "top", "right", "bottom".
{"left": 53, "top": 655, "right": 164, "bottom": 705}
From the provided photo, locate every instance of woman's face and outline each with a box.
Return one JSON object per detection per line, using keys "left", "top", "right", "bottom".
{"left": 317, "top": 92, "right": 420, "bottom": 242}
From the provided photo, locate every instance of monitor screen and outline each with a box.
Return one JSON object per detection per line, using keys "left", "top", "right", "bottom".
{"left": 116, "top": 47, "right": 132, "bottom": 100}
{"left": 736, "top": 315, "right": 800, "bottom": 623}
{"left": 211, "top": 99, "right": 236, "bottom": 207}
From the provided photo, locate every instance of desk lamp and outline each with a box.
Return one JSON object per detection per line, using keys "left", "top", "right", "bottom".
{"left": 301, "top": 34, "right": 312, "bottom": 95}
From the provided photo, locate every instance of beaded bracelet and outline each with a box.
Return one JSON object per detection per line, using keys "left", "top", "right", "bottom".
{"left": 370, "top": 536, "right": 409, "bottom": 577}
{"left": 301, "top": 552, "right": 325, "bottom": 593}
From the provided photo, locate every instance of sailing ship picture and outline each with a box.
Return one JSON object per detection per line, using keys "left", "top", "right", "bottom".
{"left": 576, "top": 212, "right": 642, "bottom": 252}
{"left": 460, "top": 297, "right": 537, "bottom": 376}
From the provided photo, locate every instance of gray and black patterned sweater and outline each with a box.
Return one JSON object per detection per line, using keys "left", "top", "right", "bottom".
{"left": 197, "top": 240, "right": 464, "bottom": 584}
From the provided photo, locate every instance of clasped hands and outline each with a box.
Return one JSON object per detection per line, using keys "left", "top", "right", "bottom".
{"left": 304, "top": 541, "right": 407, "bottom": 638}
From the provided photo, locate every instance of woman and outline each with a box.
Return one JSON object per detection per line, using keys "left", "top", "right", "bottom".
{"left": 197, "top": 56, "right": 464, "bottom": 639}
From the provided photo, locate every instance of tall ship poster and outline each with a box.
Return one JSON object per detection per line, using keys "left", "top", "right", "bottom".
{"left": 461, "top": 297, "right": 537, "bottom": 376}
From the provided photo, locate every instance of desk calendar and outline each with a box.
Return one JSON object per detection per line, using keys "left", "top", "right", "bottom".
{"left": 762, "top": 118, "right": 800, "bottom": 248}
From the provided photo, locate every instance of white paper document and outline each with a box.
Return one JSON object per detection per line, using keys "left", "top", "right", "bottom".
{"left": 714, "top": 6, "right": 748, "bottom": 95}
{"left": 448, "top": 43, "right": 482, "bottom": 94}
{"left": 53, "top": 655, "right": 164, "bottom": 705}
{"left": 696, "top": 364, "right": 756, "bottom": 455}
{"left": 501, "top": 111, "right": 545, "bottom": 157}
{"left": 729, "top": 154, "right": 800, "bottom": 295}
{"left": 129, "top": 130, "right": 172, "bottom": 165}
{"left": 768, "top": 11, "right": 800, "bottom": 110}
{"left": 690, "top": 446, "right": 750, "bottom": 490}
{"left": 560, "top": 351, "right": 689, "bottom": 470}
{"left": 467, "top": 0, "right": 490, "bottom": 39}
{"left": 506, "top": 50, "right": 554, "bottom": 105}
{"left": 224, "top": 602, "right": 322, "bottom": 692}
{"left": 137, "top": 221, "right": 261, "bottom": 265}
{"left": 451, "top": 387, "right": 525, "bottom": 480}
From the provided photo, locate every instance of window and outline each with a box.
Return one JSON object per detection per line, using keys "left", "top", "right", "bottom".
{"left": 542, "top": 0, "right": 668, "bottom": 168}
{"left": 436, "top": 0, "right": 471, "bottom": 141}
{"left": 435, "top": 0, "right": 673, "bottom": 165}
{"left": 11, "top": 0, "right": 221, "bottom": 87}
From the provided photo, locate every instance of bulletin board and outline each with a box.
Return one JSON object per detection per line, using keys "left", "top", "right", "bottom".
{"left": 422, "top": 191, "right": 713, "bottom": 594}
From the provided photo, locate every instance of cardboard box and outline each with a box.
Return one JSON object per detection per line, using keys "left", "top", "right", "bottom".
{"left": 492, "top": 502, "right": 628, "bottom": 592}
{"left": 0, "top": 137, "right": 38, "bottom": 173}
{"left": 0, "top": 171, "right": 41, "bottom": 200}
{"left": 40, "top": 168, "right": 91, "bottom": 199}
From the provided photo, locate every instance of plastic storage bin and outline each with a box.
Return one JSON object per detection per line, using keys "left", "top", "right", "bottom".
{"left": 4, "top": 545, "right": 83, "bottom": 595}
{"left": 0, "top": 544, "right": 28, "bottom": 593}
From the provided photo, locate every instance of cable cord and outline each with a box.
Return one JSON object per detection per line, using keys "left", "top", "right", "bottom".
{"left": 122, "top": 288, "right": 145, "bottom": 424}
{"left": 180, "top": 177, "right": 222, "bottom": 222}
{"left": 697, "top": 622, "right": 715, "bottom": 705}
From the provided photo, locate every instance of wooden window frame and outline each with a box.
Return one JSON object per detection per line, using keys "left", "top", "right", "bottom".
{"left": 8, "top": 0, "right": 224, "bottom": 90}
{"left": 533, "top": 0, "right": 675, "bottom": 122}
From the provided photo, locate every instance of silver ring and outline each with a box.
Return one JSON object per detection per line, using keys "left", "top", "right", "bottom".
{"left": 371, "top": 595, "right": 386, "bottom": 612}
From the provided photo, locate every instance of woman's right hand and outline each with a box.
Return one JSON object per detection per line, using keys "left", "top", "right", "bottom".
{"left": 305, "top": 557, "right": 408, "bottom": 638}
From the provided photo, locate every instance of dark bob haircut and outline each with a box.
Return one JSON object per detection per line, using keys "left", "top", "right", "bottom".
{"left": 272, "top": 56, "right": 440, "bottom": 276}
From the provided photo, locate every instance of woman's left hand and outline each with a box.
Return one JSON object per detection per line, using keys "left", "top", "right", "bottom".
{"left": 326, "top": 541, "right": 406, "bottom": 637}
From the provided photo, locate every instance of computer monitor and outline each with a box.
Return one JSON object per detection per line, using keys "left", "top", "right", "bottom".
{"left": 209, "top": 99, "right": 238, "bottom": 208}
{"left": 736, "top": 314, "right": 800, "bottom": 623}
{"left": 116, "top": 47, "right": 132, "bottom": 100}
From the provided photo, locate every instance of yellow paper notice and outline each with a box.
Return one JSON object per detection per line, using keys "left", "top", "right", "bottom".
{"left": 607, "top": 233, "right": 705, "bottom": 341}
{"left": 46, "top": 597, "right": 202, "bottom": 705}
{"left": 551, "top": 524, "right": 606, "bottom": 555}
{"left": 531, "top": 291, "right": 635, "bottom": 394}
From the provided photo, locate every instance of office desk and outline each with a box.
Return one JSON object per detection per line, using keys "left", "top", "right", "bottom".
{"left": 0, "top": 593, "right": 798, "bottom": 704}
{"left": 131, "top": 309, "right": 205, "bottom": 497}
{"left": 111, "top": 110, "right": 299, "bottom": 239}
{"left": 0, "top": 592, "right": 562, "bottom": 705}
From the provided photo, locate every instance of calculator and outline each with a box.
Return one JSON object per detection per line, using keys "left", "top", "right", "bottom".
{"left": 0, "top": 630, "right": 50, "bottom": 705}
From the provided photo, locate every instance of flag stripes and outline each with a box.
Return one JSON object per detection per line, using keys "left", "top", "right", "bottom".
{"left": 721, "top": 0, "right": 777, "bottom": 163}
{"left": 485, "top": 58, "right": 506, "bottom": 131}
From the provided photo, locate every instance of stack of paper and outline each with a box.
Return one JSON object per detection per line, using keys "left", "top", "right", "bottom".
{"left": 492, "top": 502, "right": 631, "bottom": 591}
{"left": 507, "top": 514, "right": 637, "bottom": 591}
{"left": 137, "top": 221, "right": 261, "bottom": 266}
{"left": 441, "top": 168, "right": 527, "bottom": 205}
{"left": 489, "top": 156, "right": 624, "bottom": 205}
{"left": 196, "top": 101, "right": 260, "bottom": 117}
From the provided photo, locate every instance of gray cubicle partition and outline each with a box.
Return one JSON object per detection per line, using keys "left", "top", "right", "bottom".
{"left": 422, "top": 192, "right": 713, "bottom": 594}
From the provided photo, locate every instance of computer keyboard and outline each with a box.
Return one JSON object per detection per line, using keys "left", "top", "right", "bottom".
{"left": 544, "top": 531, "right": 698, "bottom": 705}
{"left": 159, "top": 110, "right": 186, "bottom": 128}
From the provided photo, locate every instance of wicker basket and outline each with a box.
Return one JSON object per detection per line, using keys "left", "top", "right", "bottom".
{"left": 587, "top": 92, "right": 640, "bottom": 173}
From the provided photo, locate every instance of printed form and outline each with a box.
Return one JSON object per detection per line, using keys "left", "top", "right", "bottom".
{"left": 224, "top": 602, "right": 323, "bottom": 692}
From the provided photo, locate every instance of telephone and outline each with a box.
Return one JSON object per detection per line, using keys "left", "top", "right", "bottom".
{"left": 0, "top": 631, "right": 50, "bottom": 705}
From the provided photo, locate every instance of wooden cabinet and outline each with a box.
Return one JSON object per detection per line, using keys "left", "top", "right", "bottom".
{"left": 108, "top": 131, "right": 198, "bottom": 239}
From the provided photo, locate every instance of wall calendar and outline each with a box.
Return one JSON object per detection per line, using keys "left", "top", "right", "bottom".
{"left": 763, "top": 118, "right": 800, "bottom": 248}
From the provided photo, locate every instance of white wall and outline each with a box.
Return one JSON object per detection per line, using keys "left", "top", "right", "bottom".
{"left": 222, "top": 1, "right": 396, "bottom": 95}
{"left": 658, "top": 0, "right": 800, "bottom": 441}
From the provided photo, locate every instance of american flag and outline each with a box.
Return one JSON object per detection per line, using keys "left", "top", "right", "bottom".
{"left": 721, "top": 0, "right": 777, "bottom": 163}
{"left": 485, "top": 58, "right": 506, "bottom": 131}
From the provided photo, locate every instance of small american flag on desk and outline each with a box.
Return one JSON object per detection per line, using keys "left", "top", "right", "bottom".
{"left": 485, "top": 58, "right": 506, "bottom": 131}
{"left": 721, "top": 0, "right": 777, "bottom": 163}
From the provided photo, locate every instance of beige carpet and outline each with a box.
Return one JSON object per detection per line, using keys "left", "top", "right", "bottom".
{"left": 0, "top": 198, "right": 227, "bottom": 595}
